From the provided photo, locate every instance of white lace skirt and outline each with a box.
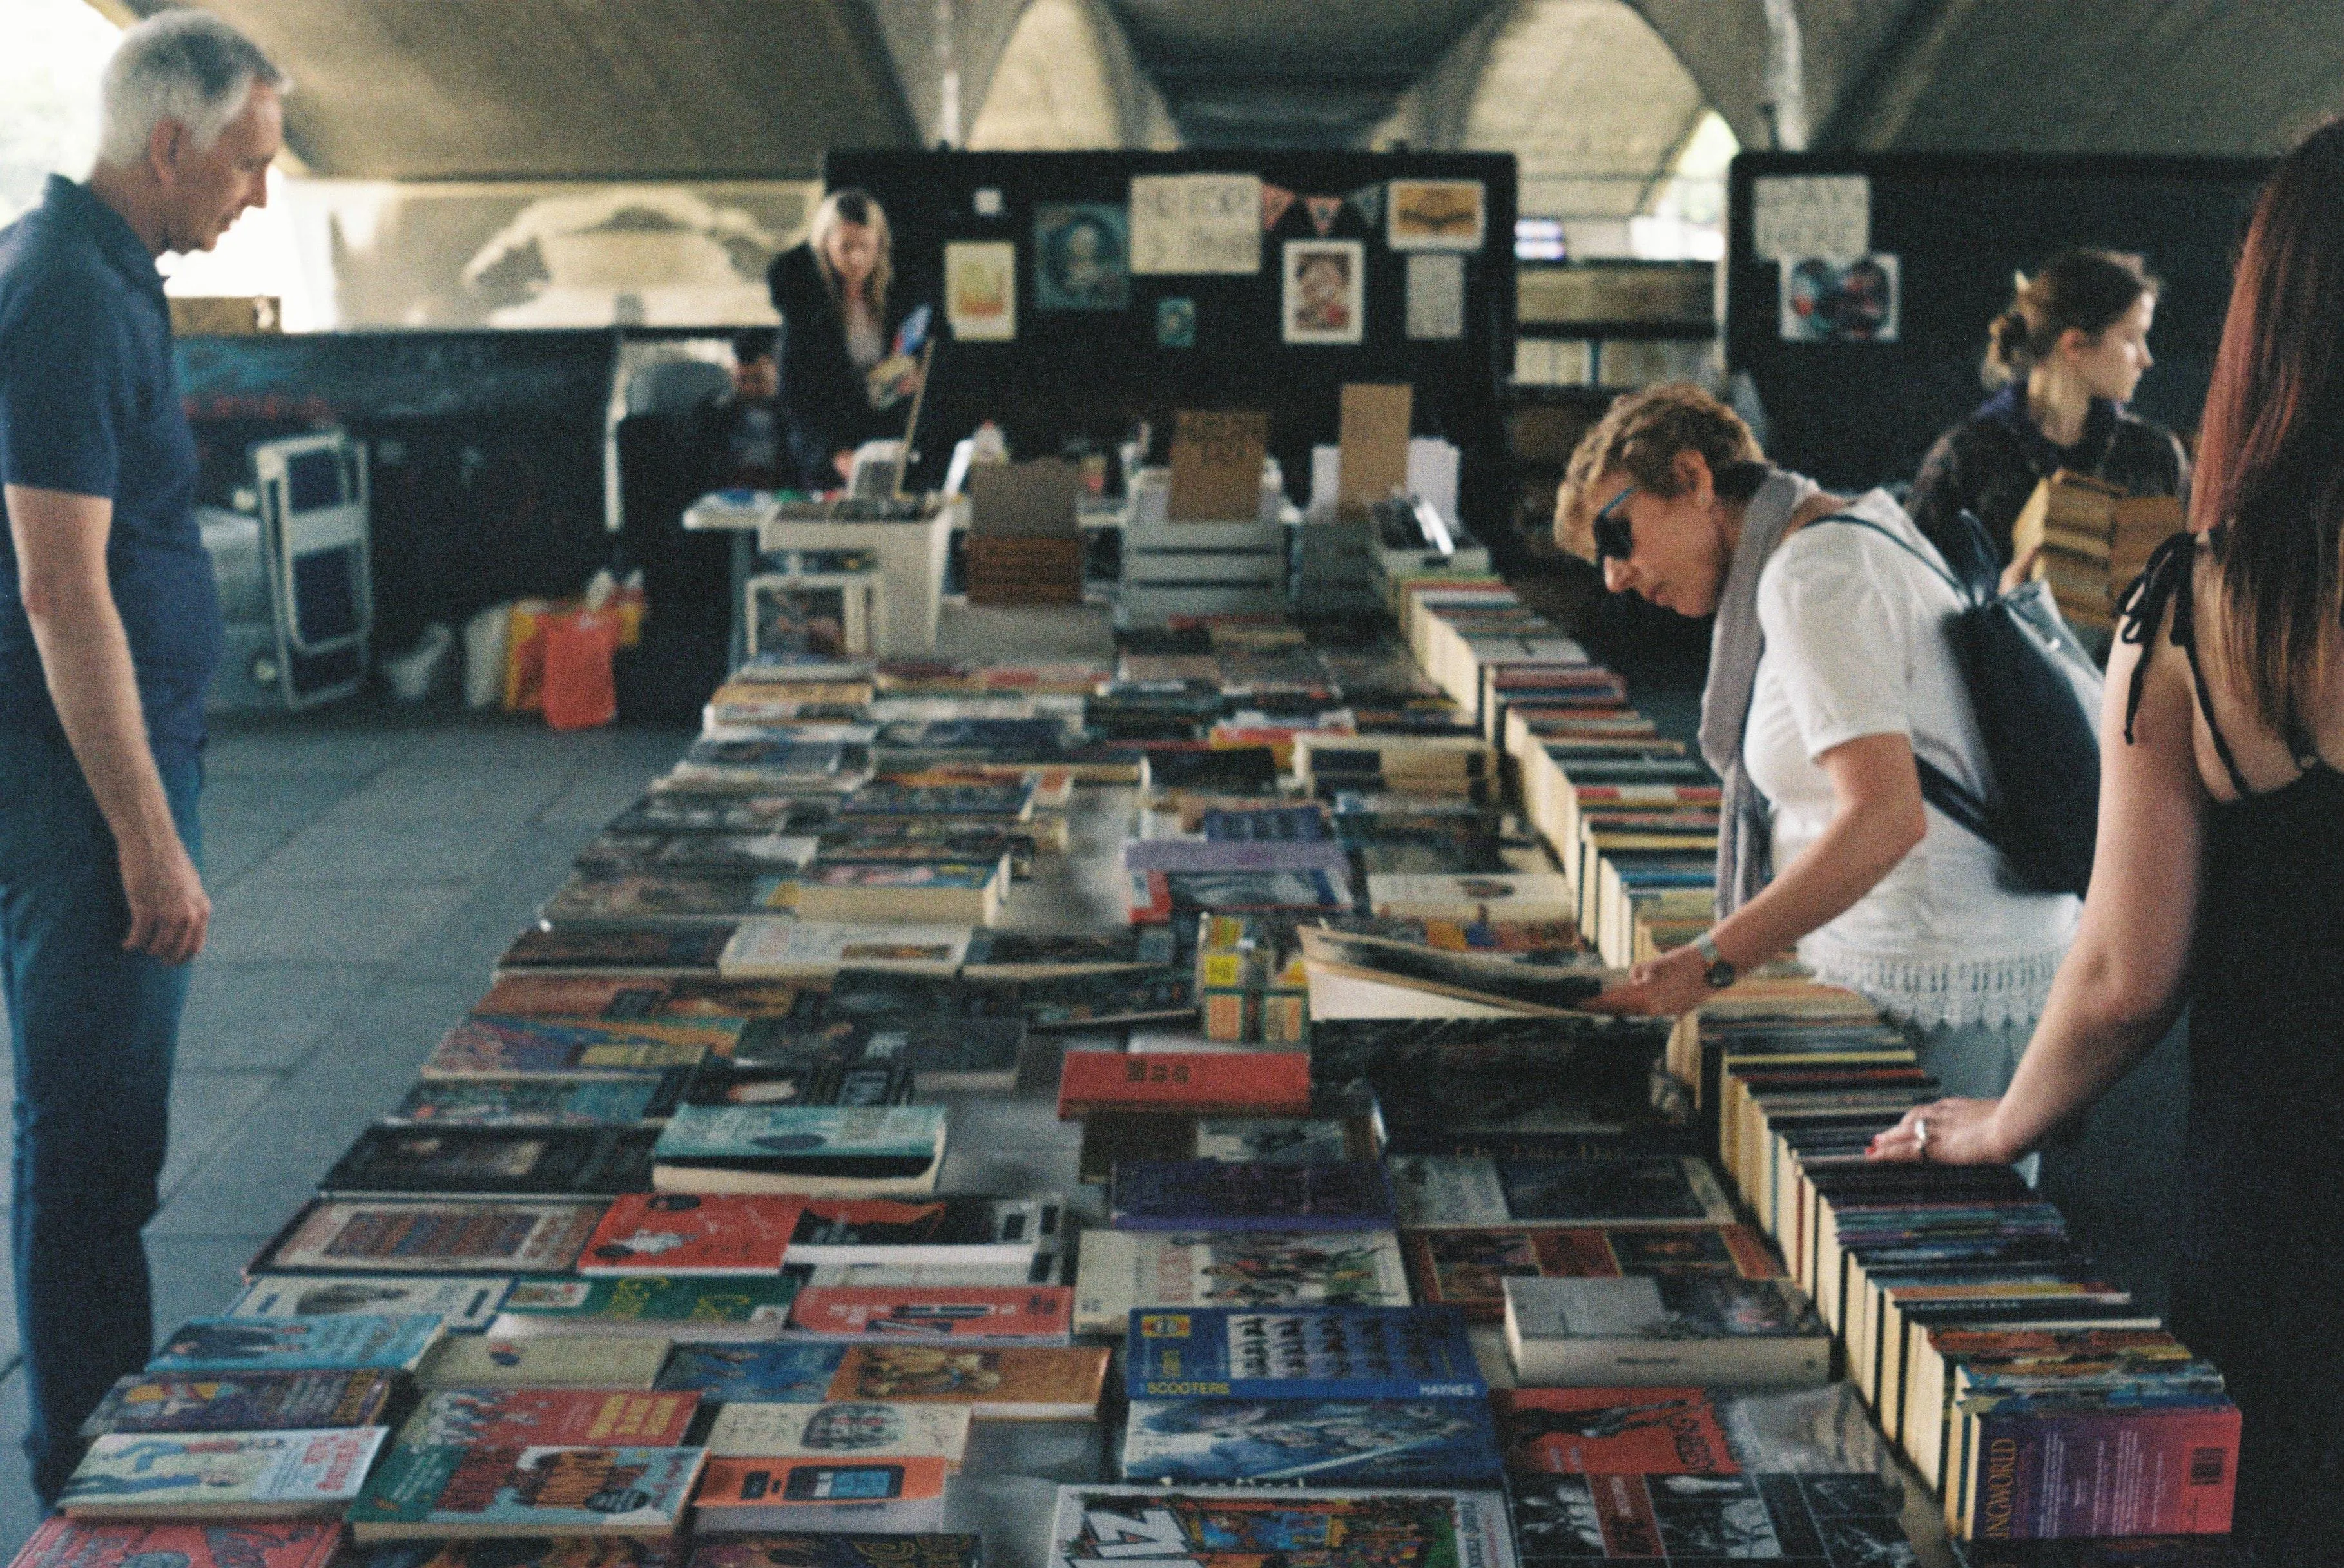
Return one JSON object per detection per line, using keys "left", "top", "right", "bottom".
{"left": 1797, "top": 938, "right": 2067, "bottom": 1031}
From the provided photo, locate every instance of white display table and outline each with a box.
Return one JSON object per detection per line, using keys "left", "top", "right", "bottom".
{"left": 684, "top": 491, "right": 964, "bottom": 655}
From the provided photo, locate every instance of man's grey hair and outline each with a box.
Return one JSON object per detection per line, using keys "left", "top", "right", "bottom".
{"left": 97, "top": 12, "right": 289, "bottom": 168}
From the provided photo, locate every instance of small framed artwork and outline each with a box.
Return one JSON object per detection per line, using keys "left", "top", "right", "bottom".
{"left": 746, "top": 572, "right": 880, "bottom": 659}
{"left": 1387, "top": 179, "right": 1486, "bottom": 252}
{"left": 1033, "top": 203, "right": 1130, "bottom": 310}
{"left": 1779, "top": 254, "right": 1900, "bottom": 342}
{"left": 944, "top": 240, "right": 1016, "bottom": 342}
{"left": 1156, "top": 296, "right": 1197, "bottom": 348}
{"left": 1282, "top": 239, "right": 1366, "bottom": 345}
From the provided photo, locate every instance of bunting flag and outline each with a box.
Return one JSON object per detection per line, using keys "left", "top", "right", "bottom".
{"left": 1260, "top": 184, "right": 1298, "bottom": 233}
{"left": 1304, "top": 195, "right": 1344, "bottom": 237}
{"left": 1346, "top": 181, "right": 1386, "bottom": 231}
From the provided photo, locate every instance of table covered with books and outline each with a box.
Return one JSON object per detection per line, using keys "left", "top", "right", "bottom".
{"left": 21, "top": 595, "right": 2248, "bottom": 1568}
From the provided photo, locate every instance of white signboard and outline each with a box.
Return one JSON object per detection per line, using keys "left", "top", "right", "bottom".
{"left": 1129, "top": 173, "right": 1263, "bottom": 275}
{"left": 1751, "top": 174, "right": 1870, "bottom": 262}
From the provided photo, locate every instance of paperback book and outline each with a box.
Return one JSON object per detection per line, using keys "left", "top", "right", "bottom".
{"left": 228, "top": 1275, "right": 515, "bottom": 1333}
{"left": 388, "top": 1076, "right": 687, "bottom": 1129}
{"left": 418, "top": 1335, "right": 674, "bottom": 1390}
{"left": 348, "top": 1445, "right": 707, "bottom": 1540}
{"left": 788, "top": 1198, "right": 1056, "bottom": 1267}
{"left": 692, "top": 1456, "right": 951, "bottom": 1534}
{"left": 702, "top": 1401, "right": 972, "bottom": 1462}
{"left": 1056, "top": 1050, "right": 1312, "bottom": 1118}
{"left": 60, "top": 1428, "right": 389, "bottom": 1521}
{"left": 579, "top": 1193, "right": 804, "bottom": 1275}
{"left": 471, "top": 975, "right": 673, "bottom": 1019}
{"left": 1502, "top": 1276, "right": 1833, "bottom": 1389}
{"left": 541, "top": 873, "right": 795, "bottom": 927}
{"left": 1047, "top": 1487, "right": 1518, "bottom": 1568}
{"left": 148, "top": 1316, "right": 445, "bottom": 1375}
{"left": 320, "top": 1127, "right": 659, "bottom": 1199}
{"left": 421, "top": 1017, "right": 737, "bottom": 1079}
{"left": 80, "top": 1370, "right": 398, "bottom": 1438}
{"left": 1388, "top": 1157, "right": 1734, "bottom": 1230}
{"left": 652, "top": 1105, "right": 947, "bottom": 1197}
{"left": 1509, "top": 1471, "right": 1911, "bottom": 1564}
{"left": 719, "top": 921, "right": 974, "bottom": 980}
{"left": 397, "top": 1388, "right": 699, "bottom": 1449}
{"left": 249, "top": 1201, "right": 607, "bottom": 1276}
{"left": 496, "top": 927, "right": 733, "bottom": 976}
{"left": 1403, "top": 1224, "right": 1784, "bottom": 1321}
{"left": 1121, "top": 1397, "right": 1504, "bottom": 1486}
{"left": 489, "top": 1273, "right": 804, "bottom": 1341}
{"left": 788, "top": 1286, "right": 1073, "bottom": 1342}
{"left": 684, "top": 1536, "right": 982, "bottom": 1568}
{"left": 1125, "top": 1306, "right": 1484, "bottom": 1400}
{"left": 10, "top": 1521, "right": 343, "bottom": 1568}
{"left": 1110, "top": 1161, "right": 1395, "bottom": 1232}
{"left": 1072, "top": 1230, "right": 1413, "bottom": 1336}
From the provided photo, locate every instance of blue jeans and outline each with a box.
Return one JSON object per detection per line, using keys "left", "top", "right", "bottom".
{"left": 0, "top": 729, "right": 199, "bottom": 1504}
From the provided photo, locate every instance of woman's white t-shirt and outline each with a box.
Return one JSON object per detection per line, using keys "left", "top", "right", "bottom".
{"left": 1741, "top": 490, "right": 2079, "bottom": 1028}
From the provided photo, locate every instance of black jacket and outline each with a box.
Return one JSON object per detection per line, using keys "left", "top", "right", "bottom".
{"left": 766, "top": 242, "right": 901, "bottom": 486}
{"left": 1907, "top": 385, "right": 2188, "bottom": 566}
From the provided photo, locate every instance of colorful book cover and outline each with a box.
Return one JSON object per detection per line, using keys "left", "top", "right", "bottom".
{"left": 1126, "top": 1306, "right": 1483, "bottom": 1401}
{"left": 1404, "top": 1224, "right": 1785, "bottom": 1320}
{"left": 656, "top": 1343, "right": 849, "bottom": 1404}
{"left": 702, "top": 1402, "right": 971, "bottom": 1461}
{"left": 686, "top": 1533, "right": 981, "bottom": 1568}
{"left": 789, "top": 1286, "right": 1072, "bottom": 1341}
{"left": 1388, "top": 1157, "right": 1734, "bottom": 1229}
{"left": 1121, "top": 1397, "right": 1504, "bottom": 1486}
{"left": 349, "top": 1446, "right": 706, "bottom": 1536}
{"left": 60, "top": 1428, "right": 389, "bottom": 1518}
{"left": 800, "top": 862, "right": 1000, "bottom": 892}
{"left": 826, "top": 1345, "right": 1109, "bottom": 1416}
{"left": 80, "top": 1371, "right": 398, "bottom": 1438}
{"left": 420, "top": 1336, "right": 673, "bottom": 1391}
{"left": 1497, "top": 1388, "right": 1739, "bottom": 1476}
{"left": 492, "top": 1273, "right": 802, "bottom": 1335}
{"left": 611, "top": 791, "right": 835, "bottom": 835}
{"left": 1056, "top": 1050, "right": 1312, "bottom": 1118}
{"left": 1110, "top": 1161, "right": 1395, "bottom": 1232}
{"left": 1509, "top": 1471, "right": 1908, "bottom": 1562}
{"left": 321, "top": 1127, "right": 659, "bottom": 1198}
{"left": 654, "top": 1106, "right": 946, "bottom": 1173}
{"left": 498, "top": 927, "right": 733, "bottom": 973}
{"left": 252, "top": 1201, "right": 606, "bottom": 1275}
{"left": 579, "top": 1194, "right": 804, "bottom": 1275}
{"left": 398, "top": 1389, "right": 698, "bottom": 1449}
{"left": 1048, "top": 1486, "right": 1517, "bottom": 1568}
{"left": 1959, "top": 1394, "right": 2238, "bottom": 1540}
{"left": 11, "top": 1520, "right": 342, "bottom": 1568}
{"left": 389, "top": 1077, "right": 681, "bottom": 1128}
{"left": 840, "top": 784, "right": 1035, "bottom": 819}
{"left": 422, "top": 1018, "right": 736, "bottom": 1079}
{"left": 471, "top": 976, "right": 673, "bottom": 1019}
{"left": 229, "top": 1275, "right": 515, "bottom": 1333}
{"left": 351, "top": 1542, "right": 674, "bottom": 1568}
{"left": 789, "top": 1198, "right": 1052, "bottom": 1264}
{"left": 693, "top": 1455, "right": 951, "bottom": 1516}
{"left": 1072, "top": 1231, "right": 1413, "bottom": 1335}
{"left": 149, "top": 1315, "right": 443, "bottom": 1375}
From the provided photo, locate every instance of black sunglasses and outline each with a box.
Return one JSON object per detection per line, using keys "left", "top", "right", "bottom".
{"left": 1591, "top": 484, "right": 1635, "bottom": 561}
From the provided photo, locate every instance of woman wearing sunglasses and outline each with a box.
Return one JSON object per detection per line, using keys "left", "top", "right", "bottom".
{"left": 1553, "top": 385, "right": 2080, "bottom": 1117}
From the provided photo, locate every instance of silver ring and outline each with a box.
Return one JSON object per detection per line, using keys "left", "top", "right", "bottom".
{"left": 1913, "top": 1118, "right": 1930, "bottom": 1159}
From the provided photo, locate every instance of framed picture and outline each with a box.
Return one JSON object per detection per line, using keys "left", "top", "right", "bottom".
{"left": 746, "top": 572, "right": 880, "bottom": 659}
{"left": 1779, "top": 254, "right": 1899, "bottom": 342}
{"left": 1282, "top": 240, "right": 1366, "bottom": 345}
{"left": 1387, "top": 179, "right": 1486, "bottom": 253}
{"left": 944, "top": 240, "right": 1016, "bottom": 341}
{"left": 1032, "top": 204, "right": 1130, "bottom": 311}
{"left": 1156, "top": 296, "right": 1197, "bottom": 348}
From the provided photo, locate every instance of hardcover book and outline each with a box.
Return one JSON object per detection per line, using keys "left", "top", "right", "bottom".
{"left": 1125, "top": 1306, "right": 1484, "bottom": 1401}
{"left": 10, "top": 1521, "right": 343, "bottom": 1568}
{"left": 421, "top": 1018, "right": 737, "bottom": 1079}
{"left": 1502, "top": 1277, "right": 1832, "bottom": 1389}
{"left": 489, "top": 1274, "right": 803, "bottom": 1341}
{"left": 60, "top": 1428, "right": 389, "bottom": 1520}
{"left": 389, "top": 1077, "right": 686, "bottom": 1129}
{"left": 398, "top": 1389, "right": 699, "bottom": 1449}
{"left": 249, "top": 1201, "right": 607, "bottom": 1276}
{"left": 347, "top": 1445, "right": 707, "bottom": 1540}
{"left": 579, "top": 1194, "right": 805, "bottom": 1275}
{"left": 1404, "top": 1224, "right": 1784, "bottom": 1321}
{"left": 1072, "top": 1230, "right": 1413, "bottom": 1336}
{"left": 1121, "top": 1397, "right": 1504, "bottom": 1486}
{"left": 1056, "top": 1050, "right": 1312, "bottom": 1119}
{"left": 321, "top": 1127, "right": 659, "bottom": 1199}
{"left": 1388, "top": 1157, "right": 1734, "bottom": 1230}
{"left": 1047, "top": 1486, "right": 1517, "bottom": 1568}
{"left": 1110, "top": 1161, "right": 1395, "bottom": 1232}
{"left": 79, "top": 1371, "right": 398, "bottom": 1438}
{"left": 228, "top": 1275, "right": 516, "bottom": 1333}
{"left": 1509, "top": 1471, "right": 1910, "bottom": 1563}
{"left": 702, "top": 1402, "right": 972, "bottom": 1462}
{"left": 149, "top": 1316, "right": 444, "bottom": 1375}
{"left": 418, "top": 1335, "right": 673, "bottom": 1391}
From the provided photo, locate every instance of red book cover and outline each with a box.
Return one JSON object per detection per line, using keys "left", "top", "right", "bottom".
{"left": 789, "top": 1286, "right": 1073, "bottom": 1341}
{"left": 1406, "top": 1224, "right": 1784, "bottom": 1321}
{"left": 1498, "top": 1388, "right": 1739, "bottom": 1476}
{"left": 1969, "top": 1398, "right": 2240, "bottom": 1540}
{"left": 1056, "top": 1049, "right": 1312, "bottom": 1119}
{"left": 403, "top": 1387, "right": 700, "bottom": 1447}
{"left": 579, "top": 1193, "right": 804, "bottom": 1275}
{"left": 9, "top": 1520, "right": 342, "bottom": 1568}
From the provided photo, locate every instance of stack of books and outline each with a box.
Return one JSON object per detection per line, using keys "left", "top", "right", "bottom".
{"left": 2011, "top": 469, "right": 2186, "bottom": 633}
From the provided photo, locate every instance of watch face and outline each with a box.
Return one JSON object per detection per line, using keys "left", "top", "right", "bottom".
{"left": 1704, "top": 959, "right": 1736, "bottom": 989}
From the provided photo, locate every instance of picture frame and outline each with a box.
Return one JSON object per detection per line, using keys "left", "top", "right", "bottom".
{"left": 746, "top": 570, "right": 881, "bottom": 659}
{"left": 1282, "top": 240, "right": 1366, "bottom": 345}
{"left": 1033, "top": 203, "right": 1131, "bottom": 311}
{"left": 945, "top": 240, "right": 1017, "bottom": 342}
{"left": 1386, "top": 179, "right": 1487, "bottom": 253}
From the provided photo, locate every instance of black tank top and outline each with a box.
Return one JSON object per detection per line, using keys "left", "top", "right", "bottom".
{"left": 2117, "top": 533, "right": 2344, "bottom": 1286}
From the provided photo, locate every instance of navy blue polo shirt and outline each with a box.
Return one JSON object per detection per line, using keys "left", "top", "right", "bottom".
{"left": 0, "top": 175, "right": 220, "bottom": 759}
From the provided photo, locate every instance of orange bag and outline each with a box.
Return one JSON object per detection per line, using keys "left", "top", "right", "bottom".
{"left": 542, "top": 610, "right": 619, "bottom": 730}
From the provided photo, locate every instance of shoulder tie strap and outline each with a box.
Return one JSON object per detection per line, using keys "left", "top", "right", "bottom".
{"left": 2116, "top": 529, "right": 2252, "bottom": 797}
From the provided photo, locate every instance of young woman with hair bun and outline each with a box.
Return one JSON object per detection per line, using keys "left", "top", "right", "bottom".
{"left": 1907, "top": 249, "right": 2187, "bottom": 567}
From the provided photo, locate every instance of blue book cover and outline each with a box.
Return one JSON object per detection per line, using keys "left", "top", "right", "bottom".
{"left": 1125, "top": 1306, "right": 1485, "bottom": 1400}
{"left": 1110, "top": 1161, "right": 1393, "bottom": 1232}
{"left": 148, "top": 1315, "right": 444, "bottom": 1374}
{"left": 654, "top": 1341, "right": 846, "bottom": 1402}
{"left": 654, "top": 1105, "right": 946, "bottom": 1167}
{"left": 1121, "top": 1397, "right": 1504, "bottom": 1486}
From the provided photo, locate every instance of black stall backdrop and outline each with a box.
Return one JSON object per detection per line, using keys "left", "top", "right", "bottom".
{"left": 1725, "top": 152, "right": 2272, "bottom": 492}
{"left": 822, "top": 149, "right": 1517, "bottom": 530}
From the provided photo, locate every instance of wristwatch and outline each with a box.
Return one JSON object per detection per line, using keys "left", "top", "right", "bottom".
{"left": 1691, "top": 930, "right": 1738, "bottom": 990}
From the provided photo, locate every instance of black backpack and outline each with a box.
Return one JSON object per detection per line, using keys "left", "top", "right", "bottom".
{"left": 1812, "top": 510, "right": 2104, "bottom": 897}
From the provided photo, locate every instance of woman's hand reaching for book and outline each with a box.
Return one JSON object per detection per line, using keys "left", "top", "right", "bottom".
{"left": 1868, "top": 1097, "right": 2016, "bottom": 1165}
{"left": 1582, "top": 945, "right": 1711, "bottom": 1017}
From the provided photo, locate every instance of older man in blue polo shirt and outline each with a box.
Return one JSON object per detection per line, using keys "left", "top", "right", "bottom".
{"left": 0, "top": 13, "right": 284, "bottom": 1502}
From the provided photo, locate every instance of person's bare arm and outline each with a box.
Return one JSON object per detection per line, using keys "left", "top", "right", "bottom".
{"left": 1871, "top": 616, "right": 2204, "bottom": 1163}
{"left": 6, "top": 483, "right": 208, "bottom": 962}
{"left": 1593, "top": 732, "right": 1925, "bottom": 1015}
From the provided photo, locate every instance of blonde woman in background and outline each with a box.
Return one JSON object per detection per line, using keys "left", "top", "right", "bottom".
{"left": 767, "top": 188, "right": 907, "bottom": 488}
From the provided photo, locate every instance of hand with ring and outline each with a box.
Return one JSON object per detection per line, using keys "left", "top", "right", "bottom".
{"left": 1868, "top": 1096, "right": 2014, "bottom": 1164}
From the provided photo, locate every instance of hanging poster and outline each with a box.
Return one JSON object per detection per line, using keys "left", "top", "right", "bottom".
{"left": 944, "top": 240, "right": 1017, "bottom": 341}
{"left": 1130, "top": 173, "right": 1263, "bottom": 275}
{"left": 1751, "top": 174, "right": 1870, "bottom": 262}
{"left": 1032, "top": 204, "right": 1130, "bottom": 310}
{"left": 1156, "top": 297, "right": 1197, "bottom": 349}
{"left": 1779, "top": 254, "right": 1899, "bottom": 342}
{"left": 1387, "top": 179, "right": 1486, "bottom": 252}
{"left": 1283, "top": 240, "right": 1366, "bottom": 345}
{"left": 1406, "top": 253, "right": 1466, "bottom": 341}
